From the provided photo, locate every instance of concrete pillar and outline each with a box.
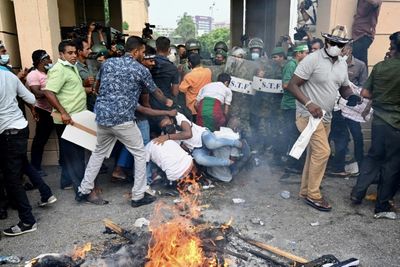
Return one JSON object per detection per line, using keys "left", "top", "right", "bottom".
{"left": 0, "top": 0, "right": 21, "bottom": 69}
{"left": 230, "top": 0, "right": 244, "bottom": 47}
{"left": 13, "top": 0, "right": 61, "bottom": 69}
{"left": 121, "top": 0, "right": 149, "bottom": 36}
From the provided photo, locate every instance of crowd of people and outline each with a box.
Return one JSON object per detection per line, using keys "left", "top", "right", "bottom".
{"left": 0, "top": 0, "right": 399, "bottom": 238}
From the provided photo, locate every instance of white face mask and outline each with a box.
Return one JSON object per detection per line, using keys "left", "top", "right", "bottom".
{"left": 251, "top": 52, "right": 260, "bottom": 60}
{"left": 326, "top": 44, "right": 342, "bottom": 57}
{"left": 167, "top": 54, "right": 177, "bottom": 63}
{"left": 341, "top": 55, "right": 349, "bottom": 61}
{"left": 0, "top": 54, "right": 10, "bottom": 65}
{"left": 44, "top": 63, "right": 53, "bottom": 70}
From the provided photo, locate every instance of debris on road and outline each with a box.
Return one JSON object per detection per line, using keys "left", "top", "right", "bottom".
{"left": 134, "top": 217, "right": 150, "bottom": 228}
{"left": 0, "top": 255, "right": 21, "bottom": 264}
{"left": 232, "top": 198, "right": 246, "bottom": 204}
{"left": 280, "top": 191, "right": 291, "bottom": 199}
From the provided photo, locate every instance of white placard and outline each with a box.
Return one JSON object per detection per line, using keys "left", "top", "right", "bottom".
{"left": 61, "top": 110, "right": 116, "bottom": 158}
{"left": 229, "top": 76, "right": 255, "bottom": 95}
{"left": 252, "top": 77, "right": 283, "bottom": 93}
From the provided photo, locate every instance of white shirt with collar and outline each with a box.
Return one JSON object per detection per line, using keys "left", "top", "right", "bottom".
{"left": 0, "top": 70, "right": 36, "bottom": 134}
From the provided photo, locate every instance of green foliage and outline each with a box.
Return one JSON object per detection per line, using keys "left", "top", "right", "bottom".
{"left": 122, "top": 21, "right": 129, "bottom": 31}
{"left": 198, "top": 28, "right": 230, "bottom": 56}
{"left": 172, "top": 12, "right": 196, "bottom": 40}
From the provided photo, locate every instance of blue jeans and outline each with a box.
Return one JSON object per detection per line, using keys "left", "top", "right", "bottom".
{"left": 116, "top": 120, "right": 151, "bottom": 181}
{"left": 192, "top": 131, "right": 241, "bottom": 167}
{"left": 345, "top": 118, "right": 364, "bottom": 166}
{"left": 329, "top": 111, "right": 350, "bottom": 172}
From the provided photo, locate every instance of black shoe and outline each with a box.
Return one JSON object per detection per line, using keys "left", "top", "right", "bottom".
{"left": 3, "top": 221, "right": 37, "bottom": 236}
{"left": 75, "top": 192, "right": 90, "bottom": 202}
{"left": 131, "top": 192, "right": 156, "bottom": 208}
{"left": 0, "top": 208, "right": 7, "bottom": 220}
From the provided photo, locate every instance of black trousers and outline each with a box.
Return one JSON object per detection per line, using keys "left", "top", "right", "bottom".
{"left": 329, "top": 110, "right": 350, "bottom": 172}
{"left": 0, "top": 127, "right": 36, "bottom": 225}
{"left": 352, "top": 35, "right": 373, "bottom": 67}
{"left": 352, "top": 121, "right": 400, "bottom": 213}
{"left": 55, "top": 124, "right": 85, "bottom": 192}
{"left": 31, "top": 107, "right": 54, "bottom": 171}
{"left": 282, "top": 109, "right": 304, "bottom": 169}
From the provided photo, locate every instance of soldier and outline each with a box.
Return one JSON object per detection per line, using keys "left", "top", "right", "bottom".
{"left": 178, "top": 39, "right": 202, "bottom": 78}
{"left": 224, "top": 46, "right": 257, "bottom": 141}
{"left": 210, "top": 41, "right": 228, "bottom": 82}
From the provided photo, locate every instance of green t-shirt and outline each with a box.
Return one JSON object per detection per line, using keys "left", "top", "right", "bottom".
{"left": 364, "top": 57, "right": 400, "bottom": 129}
{"left": 45, "top": 59, "right": 87, "bottom": 124}
{"left": 280, "top": 59, "right": 298, "bottom": 110}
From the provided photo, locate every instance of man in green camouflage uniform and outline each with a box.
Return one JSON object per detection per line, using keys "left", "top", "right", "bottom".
{"left": 209, "top": 41, "right": 228, "bottom": 82}
{"left": 224, "top": 47, "right": 258, "bottom": 140}
{"left": 250, "top": 46, "right": 286, "bottom": 162}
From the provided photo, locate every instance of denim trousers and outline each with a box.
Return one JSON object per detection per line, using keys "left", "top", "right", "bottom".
{"left": 31, "top": 107, "right": 54, "bottom": 171}
{"left": 345, "top": 118, "right": 364, "bottom": 166}
{"left": 192, "top": 131, "right": 241, "bottom": 167}
{"left": 329, "top": 110, "right": 350, "bottom": 172}
{"left": 116, "top": 119, "right": 151, "bottom": 182}
{"left": 55, "top": 124, "right": 85, "bottom": 192}
{"left": 79, "top": 121, "right": 147, "bottom": 200}
{"left": 352, "top": 121, "right": 400, "bottom": 213}
{"left": 24, "top": 156, "right": 52, "bottom": 202}
{"left": 0, "top": 127, "right": 36, "bottom": 225}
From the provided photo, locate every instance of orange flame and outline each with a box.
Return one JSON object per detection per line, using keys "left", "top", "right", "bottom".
{"left": 71, "top": 242, "right": 92, "bottom": 261}
{"left": 146, "top": 172, "right": 224, "bottom": 267}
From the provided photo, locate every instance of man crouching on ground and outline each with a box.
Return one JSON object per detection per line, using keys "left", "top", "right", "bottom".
{"left": 76, "top": 36, "right": 173, "bottom": 207}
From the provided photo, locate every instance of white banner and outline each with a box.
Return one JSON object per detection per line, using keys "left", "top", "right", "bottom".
{"left": 229, "top": 76, "right": 255, "bottom": 95}
{"left": 252, "top": 77, "right": 283, "bottom": 94}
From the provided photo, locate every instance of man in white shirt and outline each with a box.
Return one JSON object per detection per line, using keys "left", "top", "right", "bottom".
{"left": 0, "top": 69, "right": 38, "bottom": 236}
{"left": 146, "top": 140, "right": 193, "bottom": 181}
{"left": 195, "top": 73, "right": 232, "bottom": 131}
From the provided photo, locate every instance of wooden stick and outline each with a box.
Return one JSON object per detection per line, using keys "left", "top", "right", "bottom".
{"left": 103, "top": 218, "right": 138, "bottom": 243}
{"left": 237, "top": 235, "right": 308, "bottom": 264}
{"left": 202, "top": 244, "right": 248, "bottom": 261}
{"left": 51, "top": 112, "right": 97, "bottom": 136}
{"left": 245, "top": 248, "right": 287, "bottom": 266}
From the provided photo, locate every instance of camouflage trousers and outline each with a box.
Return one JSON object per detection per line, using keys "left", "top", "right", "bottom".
{"left": 227, "top": 92, "right": 253, "bottom": 140}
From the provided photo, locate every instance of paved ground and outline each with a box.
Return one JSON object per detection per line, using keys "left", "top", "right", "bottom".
{"left": 0, "top": 157, "right": 399, "bottom": 266}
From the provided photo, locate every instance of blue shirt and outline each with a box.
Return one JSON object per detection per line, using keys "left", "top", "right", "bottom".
{"left": 95, "top": 55, "right": 157, "bottom": 126}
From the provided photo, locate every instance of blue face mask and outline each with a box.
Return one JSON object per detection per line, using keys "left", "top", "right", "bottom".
{"left": 44, "top": 63, "right": 53, "bottom": 70}
{"left": 251, "top": 52, "right": 260, "bottom": 60}
{"left": 0, "top": 54, "right": 10, "bottom": 65}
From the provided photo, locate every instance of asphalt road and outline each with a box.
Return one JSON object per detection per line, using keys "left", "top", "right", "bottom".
{"left": 0, "top": 157, "right": 399, "bottom": 266}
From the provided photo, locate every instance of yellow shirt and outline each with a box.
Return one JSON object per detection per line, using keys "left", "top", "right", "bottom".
{"left": 179, "top": 66, "right": 212, "bottom": 115}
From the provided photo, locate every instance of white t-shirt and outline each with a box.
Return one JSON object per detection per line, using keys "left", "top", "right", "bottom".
{"left": 196, "top": 81, "right": 233, "bottom": 105}
{"left": 146, "top": 140, "right": 193, "bottom": 181}
{"left": 175, "top": 112, "right": 207, "bottom": 150}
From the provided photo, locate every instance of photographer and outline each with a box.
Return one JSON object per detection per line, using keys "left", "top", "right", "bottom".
{"left": 87, "top": 22, "right": 106, "bottom": 46}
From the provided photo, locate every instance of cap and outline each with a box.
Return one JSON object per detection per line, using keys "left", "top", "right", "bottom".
{"left": 321, "top": 25, "right": 351, "bottom": 44}
{"left": 293, "top": 44, "right": 309, "bottom": 52}
{"left": 271, "top": 47, "right": 285, "bottom": 56}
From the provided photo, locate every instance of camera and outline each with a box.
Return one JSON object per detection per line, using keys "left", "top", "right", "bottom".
{"left": 142, "top": 23, "right": 156, "bottom": 39}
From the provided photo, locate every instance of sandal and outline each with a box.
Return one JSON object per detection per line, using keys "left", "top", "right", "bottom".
{"left": 87, "top": 191, "right": 109, "bottom": 205}
{"left": 305, "top": 197, "right": 332, "bottom": 212}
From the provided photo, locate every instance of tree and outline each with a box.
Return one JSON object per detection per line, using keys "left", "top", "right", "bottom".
{"left": 173, "top": 12, "right": 196, "bottom": 40}
{"left": 198, "top": 27, "right": 230, "bottom": 56}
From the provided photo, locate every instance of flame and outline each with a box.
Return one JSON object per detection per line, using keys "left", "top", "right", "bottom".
{"left": 146, "top": 172, "right": 225, "bottom": 267}
{"left": 71, "top": 242, "right": 92, "bottom": 261}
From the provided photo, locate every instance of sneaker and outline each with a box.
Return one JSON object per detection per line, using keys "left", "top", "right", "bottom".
{"left": 3, "top": 222, "right": 37, "bottom": 236}
{"left": 38, "top": 195, "right": 57, "bottom": 207}
{"left": 131, "top": 192, "right": 156, "bottom": 208}
{"left": 373, "top": 212, "right": 397, "bottom": 220}
{"left": 350, "top": 195, "right": 362, "bottom": 205}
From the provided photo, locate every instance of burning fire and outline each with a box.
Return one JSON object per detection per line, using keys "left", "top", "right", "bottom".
{"left": 146, "top": 173, "right": 223, "bottom": 267}
{"left": 71, "top": 242, "right": 92, "bottom": 261}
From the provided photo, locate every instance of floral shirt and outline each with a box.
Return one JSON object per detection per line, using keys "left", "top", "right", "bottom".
{"left": 95, "top": 55, "right": 157, "bottom": 127}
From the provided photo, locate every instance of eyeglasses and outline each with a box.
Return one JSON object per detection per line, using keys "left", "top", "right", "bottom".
{"left": 327, "top": 40, "right": 346, "bottom": 48}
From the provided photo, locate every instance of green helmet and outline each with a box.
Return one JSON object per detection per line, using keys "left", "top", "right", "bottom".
{"left": 89, "top": 44, "right": 108, "bottom": 59}
{"left": 248, "top": 37, "right": 264, "bottom": 50}
{"left": 214, "top": 41, "right": 228, "bottom": 53}
{"left": 185, "top": 39, "right": 201, "bottom": 51}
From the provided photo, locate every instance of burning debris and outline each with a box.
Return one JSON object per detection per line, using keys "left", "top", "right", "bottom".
{"left": 24, "top": 174, "right": 359, "bottom": 267}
